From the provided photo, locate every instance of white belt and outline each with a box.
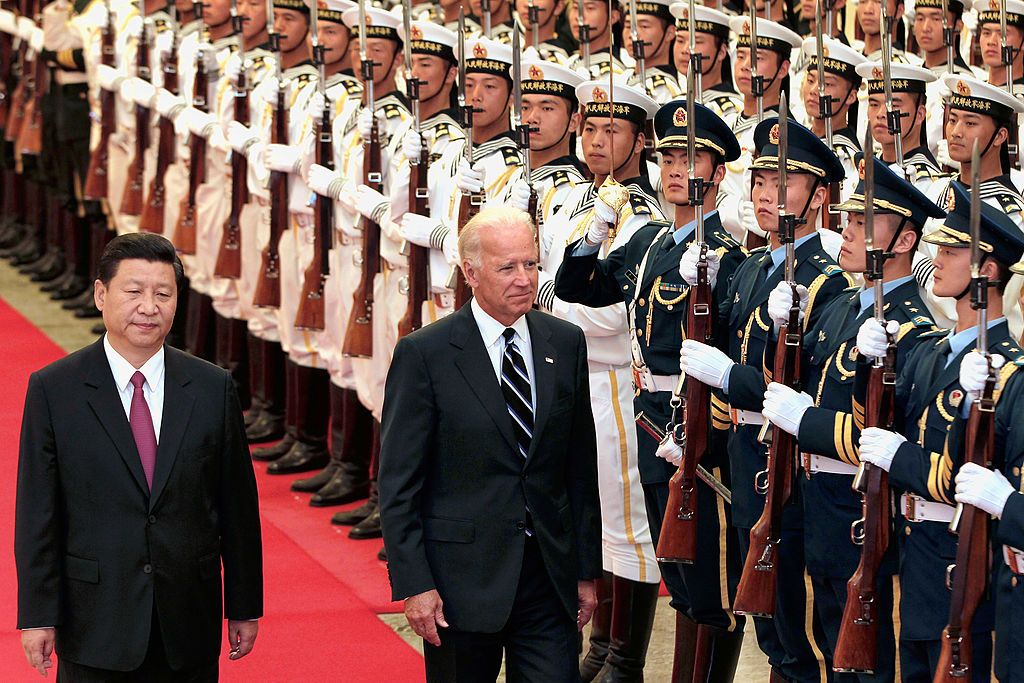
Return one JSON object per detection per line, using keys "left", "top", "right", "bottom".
{"left": 901, "top": 493, "right": 955, "bottom": 523}
{"left": 804, "top": 453, "right": 858, "bottom": 476}
{"left": 1004, "top": 545, "right": 1024, "bottom": 575}
{"left": 730, "top": 408, "right": 764, "bottom": 426}
{"left": 631, "top": 363, "right": 679, "bottom": 393}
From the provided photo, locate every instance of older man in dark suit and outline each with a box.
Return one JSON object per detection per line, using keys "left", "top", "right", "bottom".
{"left": 15, "top": 233, "right": 263, "bottom": 681}
{"left": 379, "top": 206, "right": 603, "bottom": 682}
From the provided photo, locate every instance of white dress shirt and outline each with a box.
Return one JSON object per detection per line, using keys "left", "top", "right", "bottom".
{"left": 103, "top": 335, "right": 165, "bottom": 442}
{"left": 470, "top": 298, "right": 537, "bottom": 412}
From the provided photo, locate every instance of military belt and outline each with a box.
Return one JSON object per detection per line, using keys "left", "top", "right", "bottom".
{"left": 901, "top": 493, "right": 954, "bottom": 523}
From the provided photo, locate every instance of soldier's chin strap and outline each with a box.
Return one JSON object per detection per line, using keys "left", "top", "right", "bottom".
{"left": 534, "top": 113, "right": 574, "bottom": 154}
{"left": 612, "top": 132, "right": 641, "bottom": 178}
{"left": 884, "top": 216, "right": 911, "bottom": 254}
{"left": 955, "top": 254, "right": 1000, "bottom": 300}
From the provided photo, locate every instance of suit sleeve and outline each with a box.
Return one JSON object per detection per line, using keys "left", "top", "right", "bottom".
{"left": 566, "top": 328, "right": 603, "bottom": 580}
{"left": 378, "top": 337, "right": 438, "bottom": 601}
{"left": 219, "top": 372, "right": 264, "bottom": 621}
{"left": 15, "top": 372, "right": 64, "bottom": 629}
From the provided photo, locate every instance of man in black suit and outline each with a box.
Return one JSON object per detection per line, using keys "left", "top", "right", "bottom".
{"left": 15, "top": 233, "right": 263, "bottom": 681}
{"left": 379, "top": 206, "right": 602, "bottom": 682}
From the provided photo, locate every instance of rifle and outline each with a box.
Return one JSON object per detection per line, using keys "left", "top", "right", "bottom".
{"left": 814, "top": 0, "right": 839, "bottom": 232}
{"left": 733, "top": 94, "right": 803, "bottom": 617}
{"left": 2, "top": 0, "right": 29, "bottom": 144}
{"left": 16, "top": 0, "right": 44, "bottom": 156}
{"left": 342, "top": 0, "right": 381, "bottom": 356}
{"left": 833, "top": 129, "right": 897, "bottom": 674}
{"left": 934, "top": 142, "right": 995, "bottom": 682}
{"left": 0, "top": 14, "right": 14, "bottom": 130}
{"left": 173, "top": 0, "right": 208, "bottom": 255}
{"left": 253, "top": 0, "right": 286, "bottom": 307}
{"left": 880, "top": 0, "right": 904, "bottom": 171}
{"left": 398, "top": 5, "right": 429, "bottom": 338}
{"left": 295, "top": 0, "right": 329, "bottom": 329}
{"left": 939, "top": 0, "right": 955, "bottom": 173}
{"left": 140, "top": 2, "right": 178, "bottom": 233}
{"left": 481, "top": 0, "right": 491, "bottom": 38}
{"left": 637, "top": 411, "right": 732, "bottom": 503}
{"left": 214, "top": 0, "right": 247, "bottom": 277}
{"left": 512, "top": 27, "right": 539, "bottom": 240}
{"left": 526, "top": 0, "right": 539, "bottom": 50}
{"left": 750, "top": 0, "right": 763, "bottom": 125}
{"left": 120, "top": 4, "right": 150, "bottom": 217}
{"left": 83, "top": 0, "right": 115, "bottom": 200}
{"left": 657, "top": 36, "right": 713, "bottom": 564}
{"left": 577, "top": 0, "right": 590, "bottom": 73}
{"left": 450, "top": 8, "right": 479, "bottom": 309}
{"left": 1000, "top": 0, "right": 1020, "bottom": 171}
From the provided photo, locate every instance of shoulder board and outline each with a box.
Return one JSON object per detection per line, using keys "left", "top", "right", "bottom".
{"left": 502, "top": 146, "right": 522, "bottom": 166}
{"left": 646, "top": 220, "right": 672, "bottom": 229}
{"left": 344, "top": 78, "right": 361, "bottom": 95}
{"left": 291, "top": 72, "right": 315, "bottom": 86}
{"left": 382, "top": 102, "right": 403, "bottom": 119}
{"left": 627, "top": 191, "right": 657, "bottom": 216}
{"left": 807, "top": 252, "right": 845, "bottom": 277}
{"left": 650, "top": 73, "right": 667, "bottom": 87}
{"left": 920, "top": 328, "right": 950, "bottom": 339}
{"left": 709, "top": 228, "right": 741, "bottom": 250}
{"left": 749, "top": 245, "right": 769, "bottom": 254}
{"left": 912, "top": 315, "right": 934, "bottom": 327}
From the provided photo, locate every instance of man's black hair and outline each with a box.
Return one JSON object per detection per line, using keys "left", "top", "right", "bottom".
{"left": 98, "top": 232, "right": 185, "bottom": 287}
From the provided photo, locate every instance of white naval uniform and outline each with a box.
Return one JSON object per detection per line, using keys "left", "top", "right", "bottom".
{"left": 103, "top": 0, "right": 137, "bottom": 235}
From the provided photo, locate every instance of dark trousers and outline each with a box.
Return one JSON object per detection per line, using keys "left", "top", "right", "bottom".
{"left": 811, "top": 574, "right": 896, "bottom": 683}
{"left": 423, "top": 536, "right": 579, "bottom": 682}
{"left": 899, "top": 636, "right": 992, "bottom": 683}
{"left": 56, "top": 611, "right": 218, "bottom": 683}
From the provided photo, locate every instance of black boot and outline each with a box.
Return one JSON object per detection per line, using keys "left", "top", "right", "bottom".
{"left": 593, "top": 576, "right": 659, "bottom": 682}
{"left": 267, "top": 365, "right": 330, "bottom": 474}
{"left": 581, "top": 572, "right": 614, "bottom": 681}
{"left": 40, "top": 266, "right": 74, "bottom": 292}
{"left": 670, "top": 613, "right": 699, "bottom": 683}
{"left": 244, "top": 333, "right": 266, "bottom": 428}
{"left": 304, "top": 387, "right": 373, "bottom": 504}
{"left": 692, "top": 623, "right": 744, "bottom": 683}
{"left": 215, "top": 315, "right": 251, "bottom": 411}
{"left": 247, "top": 339, "right": 286, "bottom": 442}
{"left": 252, "top": 355, "right": 297, "bottom": 460}
{"left": 331, "top": 490, "right": 376, "bottom": 526}
{"left": 348, "top": 423, "right": 381, "bottom": 539}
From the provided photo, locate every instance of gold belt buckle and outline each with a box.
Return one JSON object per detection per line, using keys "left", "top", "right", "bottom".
{"left": 904, "top": 495, "right": 918, "bottom": 523}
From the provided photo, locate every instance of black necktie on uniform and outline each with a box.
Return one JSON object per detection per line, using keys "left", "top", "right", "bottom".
{"left": 501, "top": 328, "right": 534, "bottom": 459}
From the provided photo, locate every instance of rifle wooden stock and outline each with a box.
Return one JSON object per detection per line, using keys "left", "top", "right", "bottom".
{"left": 120, "top": 34, "right": 150, "bottom": 217}
{"left": 453, "top": 191, "right": 480, "bottom": 309}
{"left": 398, "top": 143, "right": 430, "bottom": 339}
{"left": 4, "top": 79, "right": 27, "bottom": 143}
{"left": 16, "top": 51, "right": 44, "bottom": 156}
{"left": 295, "top": 109, "right": 333, "bottom": 331}
{"left": 83, "top": 13, "right": 115, "bottom": 200}
{"left": 139, "top": 37, "right": 178, "bottom": 233}
{"left": 253, "top": 86, "right": 288, "bottom": 308}
{"left": 342, "top": 115, "right": 382, "bottom": 357}
{"left": 0, "top": 32, "right": 12, "bottom": 130}
{"left": 174, "top": 54, "right": 209, "bottom": 255}
{"left": 657, "top": 259, "right": 713, "bottom": 564}
{"left": 834, "top": 354, "right": 897, "bottom": 673}
{"left": 933, "top": 389, "right": 996, "bottom": 682}
{"left": 214, "top": 67, "right": 249, "bottom": 279}
{"left": 733, "top": 315, "right": 802, "bottom": 617}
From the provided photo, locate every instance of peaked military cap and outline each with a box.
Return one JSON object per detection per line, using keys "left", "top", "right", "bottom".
{"left": 654, "top": 99, "right": 740, "bottom": 161}
{"left": 750, "top": 116, "right": 845, "bottom": 183}
{"left": 577, "top": 78, "right": 660, "bottom": 124}
{"left": 924, "top": 181, "right": 1024, "bottom": 264}
{"left": 833, "top": 155, "right": 946, "bottom": 227}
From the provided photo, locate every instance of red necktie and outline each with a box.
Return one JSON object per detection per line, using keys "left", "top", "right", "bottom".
{"left": 129, "top": 371, "right": 157, "bottom": 489}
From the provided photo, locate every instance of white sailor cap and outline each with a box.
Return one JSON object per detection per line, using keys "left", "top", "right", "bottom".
{"left": 943, "top": 74, "right": 1024, "bottom": 122}
{"left": 972, "top": 0, "right": 1024, "bottom": 27}
{"left": 855, "top": 61, "right": 938, "bottom": 94}
{"left": 398, "top": 21, "right": 457, "bottom": 61}
{"left": 576, "top": 77, "right": 660, "bottom": 124}
{"left": 518, "top": 58, "right": 587, "bottom": 102}
{"left": 669, "top": 3, "right": 732, "bottom": 38}
{"left": 305, "top": 0, "right": 355, "bottom": 23}
{"left": 342, "top": 6, "right": 402, "bottom": 41}
{"left": 728, "top": 16, "right": 802, "bottom": 54}
{"left": 631, "top": 0, "right": 675, "bottom": 21}
{"left": 800, "top": 36, "right": 868, "bottom": 81}
{"left": 466, "top": 38, "right": 515, "bottom": 77}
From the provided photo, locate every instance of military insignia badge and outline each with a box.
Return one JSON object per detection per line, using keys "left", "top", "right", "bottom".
{"left": 818, "top": 330, "right": 826, "bottom": 342}
{"left": 673, "top": 107, "right": 687, "bottom": 127}
{"left": 473, "top": 42, "right": 487, "bottom": 58}
{"left": 769, "top": 123, "right": 780, "bottom": 144}
{"left": 872, "top": 67, "right": 883, "bottom": 80}
{"left": 410, "top": 24, "right": 423, "bottom": 40}
{"left": 956, "top": 80, "right": 971, "bottom": 96}
{"left": 592, "top": 86, "right": 607, "bottom": 102}
{"left": 850, "top": 345, "right": 859, "bottom": 360}
{"left": 742, "top": 19, "right": 750, "bottom": 34}
{"left": 946, "top": 189, "right": 956, "bottom": 212}
{"left": 858, "top": 158, "right": 865, "bottom": 180}
{"left": 528, "top": 64, "right": 544, "bottom": 80}
{"left": 949, "top": 389, "right": 964, "bottom": 407}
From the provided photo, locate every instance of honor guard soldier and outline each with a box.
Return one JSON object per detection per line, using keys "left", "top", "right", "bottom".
{"left": 717, "top": 15, "right": 802, "bottom": 244}
{"left": 856, "top": 182, "right": 1024, "bottom": 682}
{"left": 621, "top": 0, "right": 683, "bottom": 103}
{"left": 668, "top": 3, "right": 741, "bottom": 128}
{"left": 513, "top": 0, "right": 574, "bottom": 64}
{"left": 973, "top": 0, "right": 1024, "bottom": 90}
{"left": 466, "top": 0, "right": 516, "bottom": 42}
{"left": 539, "top": 77, "right": 662, "bottom": 680}
{"left": 857, "top": 0, "right": 923, "bottom": 64}
{"left": 566, "top": 0, "right": 628, "bottom": 79}
{"left": 913, "top": 0, "right": 975, "bottom": 75}
{"left": 679, "top": 116, "right": 854, "bottom": 683}
{"left": 555, "top": 100, "right": 748, "bottom": 682}
{"left": 762, "top": 156, "right": 946, "bottom": 681}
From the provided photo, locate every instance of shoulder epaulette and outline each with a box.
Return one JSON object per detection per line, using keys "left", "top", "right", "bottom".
{"left": 921, "top": 328, "right": 950, "bottom": 339}
{"left": 912, "top": 315, "right": 934, "bottom": 327}
{"left": 344, "top": 78, "right": 361, "bottom": 95}
{"left": 382, "top": 102, "right": 403, "bottom": 119}
{"left": 502, "top": 145, "right": 521, "bottom": 166}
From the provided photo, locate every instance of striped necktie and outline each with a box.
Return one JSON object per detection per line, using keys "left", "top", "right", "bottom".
{"left": 501, "top": 328, "right": 534, "bottom": 459}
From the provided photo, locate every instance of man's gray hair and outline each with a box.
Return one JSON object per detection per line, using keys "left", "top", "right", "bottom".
{"left": 458, "top": 206, "right": 537, "bottom": 270}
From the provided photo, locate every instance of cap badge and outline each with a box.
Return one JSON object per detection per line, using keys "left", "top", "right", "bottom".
{"left": 769, "top": 123, "right": 780, "bottom": 144}
{"left": 673, "top": 107, "right": 687, "bottom": 127}
{"left": 990, "top": 0, "right": 999, "bottom": 11}
{"left": 528, "top": 64, "right": 544, "bottom": 80}
{"left": 410, "top": 24, "right": 423, "bottom": 40}
{"left": 872, "top": 67, "right": 883, "bottom": 80}
{"left": 473, "top": 42, "right": 487, "bottom": 58}
{"left": 821, "top": 44, "right": 830, "bottom": 58}
{"left": 858, "top": 158, "right": 866, "bottom": 180}
{"left": 956, "top": 80, "right": 971, "bottom": 95}
{"left": 946, "top": 190, "right": 956, "bottom": 212}
{"left": 741, "top": 19, "right": 750, "bottom": 34}
{"left": 592, "top": 86, "right": 607, "bottom": 102}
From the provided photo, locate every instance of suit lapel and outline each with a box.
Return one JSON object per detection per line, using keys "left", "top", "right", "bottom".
{"left": 451, "top": 306, "right": 519, "bottom": 454}
{"left": 83, "top": 340, "right": 149, "bottom": 496}
{"left": 148, "top": 347, "right": 195, "bottom": 512}
{"left": 526, "top": 312, "right": 555, "bottom": 463}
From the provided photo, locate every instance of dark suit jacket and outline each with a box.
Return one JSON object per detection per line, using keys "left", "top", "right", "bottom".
{"left": 378, "top": 304, "right": 602, "bottom": 633}
{"left": 15, "top": 339, "right": 263, "bottom": 672}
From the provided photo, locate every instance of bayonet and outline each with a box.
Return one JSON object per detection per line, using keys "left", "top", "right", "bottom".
{"left": 577, "top": 0, "right": 590, "bottom": 73}
{"left": 481, "top": 0, "right": 491, "bottom": 38}
{"left": 750, "top": 0, "right": 763, "bottom": 124}
{"left": 815, "top": 0, "right": 832, "bottom": 150}
{"left": 527, "top": 0, "right": 539, "bottom": 49}
{"left": 512, "top": 25, "right": 538, "bottom": 230}
{"left": 628, "top": 0, "right": 646, "bottom": 94}
{"left": 941, "top": 0, "right": 954, "bottom": 74}
{"left": 880, "top": 0, "right": 904, "bottom": 170}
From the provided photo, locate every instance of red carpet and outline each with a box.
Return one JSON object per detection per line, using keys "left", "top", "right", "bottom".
{"left": 0, "top": 297, "right": 424, "bottom": 681}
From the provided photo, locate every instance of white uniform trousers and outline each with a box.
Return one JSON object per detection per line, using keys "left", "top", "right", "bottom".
{"left": 245, "top": 201, "right": 282, "bottom": 343}
{"left": 277, "top": 217, "right": 322, "bottom": 369}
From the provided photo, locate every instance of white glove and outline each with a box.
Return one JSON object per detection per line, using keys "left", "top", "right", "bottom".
{"left": 959, "top": 350, "right": 1006, "bottom": 402}
{"left": 196, "top": 42, "right": 218, "bottom": 72}
{"left": 739, "top": 198, "right": 758, "bottom": 235}
{"left": 227, "top": 120, "right": 256, "bottom": 153}
{"left": 122, "top": 77, "right": 156, "bottom": 106}
{"left": 655, "top": 435, "right": 683, "bottom": 465}
{"left": 935, "top": 139, "right": 960, "bottom": 171}
{"left": 207, "top": 126, "right": 227, "bottom": 152}
{"left": 223, "top": 57, "right": 241, "bottom": 85}
{"left": 456, "top": 159, "right": 484, "bottom": 194}
{"left": 962, "top": 8, "right": 978, "bottom": 34}
{"left": 307, "top": 90, "right": 327, "bottom": 116}
{"left": 679, "top": 339, "right": 734, "bottom": 389}
{"left": 155, "top": 27, "right": 174, "bottom": 58}
{"left": 336, "top": 179, "right": 358, "bottom": 214}
{"left": 955, "top": 462, "right": 1015, "bottom": 518}
{"left": 0, "top": 10, "right": 17, "bottom": 35}
{"left": 28, "top": 25, "right": 42, "bottom": 53}
{"left": 355, "top": 183, "right": 388, "bottom": 221}
{"left": 762, "top": 382, "right": 813, "bottom": 436}
{"left": 357, "top": 108, "right": 382, "bottom": 140}
{"left": 307, "top": 163, "right": 344, "bottom": 198}
{"left": 766, "top": 282, "right": 809, "bottom": 327}
{"left": 441, "top": 228, "right": 460, "bottom": 266}
{"left": 155, "top": 88, "right": 184, "bottom": 118}
{"left": 678, "top": 242, "right": 721, "bottom": 288}
{"left": 264, "top": 143, "right": 302, "bottom": 174}
{"left": 16, "top": 16, "right": 34, "bottom": 41}
{"left": 401, "top": 128, "right": 423, "bottom": 161}
{"left": 585, "top": 195, "right": 617, "bottom": 245}
{"left": 400, "top": 212, "right": 444, "bottom": 248}
{"left": 96, "top": 63, "right": 122, "bottom": 91}
{"left": 858, "top": 427, "right": 906, "bottom": 472}
{"left": 508, "top": 178, "right": 532, "bottom": 212}
{"left": 856, "top": 318, "right": 900, "bottom": 360}
{"left": 262, "top": 77, "right": 280, "bottom": 103}
{"left": 178, "top": 107, "right": 210, "bottom": 137}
